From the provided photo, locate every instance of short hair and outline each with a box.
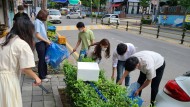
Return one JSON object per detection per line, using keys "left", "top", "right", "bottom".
{"left": 76, "top": 22, "right": 85, "bottom": 28}
{"left": 117, "top": 43, "right": 127, "bottom": 55}
{"left": 18, "top": 5, "right": 24, "bottom": 10}
{"left": 125, "top": 56, "right": 139, "bottom": 72}
{"left": 36, "top": 9, "right": 48, "bottom": 21}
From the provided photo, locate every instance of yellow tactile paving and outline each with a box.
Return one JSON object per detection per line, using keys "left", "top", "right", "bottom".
{"left": 55, "top": 25, "right": 111, "bottom": 31}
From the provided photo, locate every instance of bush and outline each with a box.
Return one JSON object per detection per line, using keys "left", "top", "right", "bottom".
{"left": 62, "top": 59, "right": 142, "bottom": 107}
{"left": 185, "top": 23, "right": 190, "bottom": 30}
{"left": 141, "top": 19, "right": 152, "bottom": 25}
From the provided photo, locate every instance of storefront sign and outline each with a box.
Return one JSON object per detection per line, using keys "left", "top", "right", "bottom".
{"left": 185, "top": 15, "right": 190, "bottom": 22}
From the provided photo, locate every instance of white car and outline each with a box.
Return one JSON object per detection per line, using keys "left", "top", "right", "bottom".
{"left": 101, "top": 14, "right": 120, "bottom": 25}
{"left": 48, "top": 9, "right": 62, "bottom": 24}
{"left": 66, "top": 12, "right": 81, "bottom": 19}
{"left": 155, "top": 71, "right": 190, "bottom": 107}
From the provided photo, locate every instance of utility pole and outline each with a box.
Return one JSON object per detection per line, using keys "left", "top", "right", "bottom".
{"left": 91, "top": 0, "right": 93, "bottom": 23}
{"left": 41, "top": 0, "right": 47, "bottom": 9}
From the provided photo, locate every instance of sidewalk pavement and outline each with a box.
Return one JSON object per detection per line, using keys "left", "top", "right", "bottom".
{"left": 21, "top": 54, "right": 77, "bottom": 107}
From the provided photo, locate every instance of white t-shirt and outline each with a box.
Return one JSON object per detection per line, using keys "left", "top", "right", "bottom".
{"left": 132, "top": 51, "right": 164, "bottom": 80}
{"left": 112, "top": 43, "right": 136, "bottom": 67}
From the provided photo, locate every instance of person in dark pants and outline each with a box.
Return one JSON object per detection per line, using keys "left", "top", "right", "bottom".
{"left": 34, "top": 9, "right": 51, "bottom": 82}
{"left": 117, "top": 51, "right": 165, "bottom": 106}
{"left": 13, "top": 5, "right": 30, "bottom": 22}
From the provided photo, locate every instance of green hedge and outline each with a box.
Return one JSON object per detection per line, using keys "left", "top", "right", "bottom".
{"left": 62, "top": 59, "right": 141, "bottom": 107}
{"left": 141, "top": 19, "right": 152, "bottom": 25}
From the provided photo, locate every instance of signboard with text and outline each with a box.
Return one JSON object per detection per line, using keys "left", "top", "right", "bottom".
{"left": 185, "top": 15, "right": 190, "bottom": 22}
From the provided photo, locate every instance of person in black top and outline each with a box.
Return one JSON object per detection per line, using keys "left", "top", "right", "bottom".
{"left": 13, "top": 5, "right": 30, "bottom": 22}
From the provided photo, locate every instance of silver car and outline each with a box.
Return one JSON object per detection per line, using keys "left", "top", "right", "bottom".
{"left": 66, "top": 12, "right": 82, "bottom": 19}
{"left": 155, "top": 71, "right": 190, "bottom": 107}
{"left": 101, "top": 14, "right": 120, "bottom": 25}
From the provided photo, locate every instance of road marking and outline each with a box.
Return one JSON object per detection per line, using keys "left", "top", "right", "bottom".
{"left": 56, "top": 32, "right": 79, "bottom": 59}
{"left": 55, "top": 25, "right": 111, "bottom": 31}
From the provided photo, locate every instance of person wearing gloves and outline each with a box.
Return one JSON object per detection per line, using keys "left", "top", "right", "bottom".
{"left": 34, "top": 9, "right": 52, "bottom": 82}
{"left": 111, "top": 43, "right": 136, "bottom": 86}
{"left": 72, "top": 22, "right": 95, "bottom": 61}
{"left": 117, "top": 51, "right": 165, "bottom": 106}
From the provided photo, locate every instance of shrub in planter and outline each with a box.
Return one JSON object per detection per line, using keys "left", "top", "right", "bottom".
{"left": 185, "top": 23, "right": 190, "bottom": 30}
{"left": 62, "top": 59, "right": 142, "bottom": 107}
{"left": 141, "top": 19, "right": 152, "bottom": 25}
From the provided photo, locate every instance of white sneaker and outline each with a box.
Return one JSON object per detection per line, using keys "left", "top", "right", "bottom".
{"left": 46, "top": 75, "right": 52, "bottom": 79}
{"left": 42, "top": 78, "right": 50, "bottom": 82}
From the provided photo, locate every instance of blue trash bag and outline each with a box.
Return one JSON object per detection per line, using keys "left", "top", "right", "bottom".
{"left": 127, "top": 82, "right": 143, "bottom": 107}
{"left": 47, "top": 26, "right": 56, "bottom": 31}
{"left": 45, "top": 42, "right": 69, "bottom": 68}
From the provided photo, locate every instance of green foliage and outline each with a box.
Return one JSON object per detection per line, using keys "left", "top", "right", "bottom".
{"left": 47, "top": 21, "right": 53, "bottom": 26}
{"left": 185, "top": 23, "right": 190, "bottom": 30}
{"left": 62, "top": 61, "right": 140, "bottom": 107}
{"left": 139, "top": 0, "right": 150, "bottom": 8}
{"left": 49, "top": 2, "right": 56, "bottom": 8}
{"left": 141, "top": 19, "right": 152, "bottom": 25}
{"left": 81, "top": 57, "right": 95, "bottom": 62}
{"left": 178, "top": 0, "right": 190, "bottom": 9}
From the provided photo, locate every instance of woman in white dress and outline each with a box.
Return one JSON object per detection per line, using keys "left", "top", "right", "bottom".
{"left": 0, "top": 17, "right": 41, "bottom": 107}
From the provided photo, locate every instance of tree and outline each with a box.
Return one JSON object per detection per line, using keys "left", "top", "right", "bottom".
{"left": 178, "top": 0, "right": 190, "bottom": 28}
{"left": 139, "top": 0, "right": 150, "bottom": 19}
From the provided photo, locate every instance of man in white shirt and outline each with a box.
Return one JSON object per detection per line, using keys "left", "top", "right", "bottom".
{"left": 118, "top": 51, "right": 165, "bottom": 106}
{"left": 111, "top": 43, "right": 136, "bottom": 86}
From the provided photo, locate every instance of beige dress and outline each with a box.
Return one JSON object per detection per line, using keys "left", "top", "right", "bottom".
{"left": 0, "top": 36, "right": 35, "bottom": 107}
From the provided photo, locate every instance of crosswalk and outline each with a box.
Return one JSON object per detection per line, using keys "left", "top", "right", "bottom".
{"left": 55, "top": 25, "right": 111, "bottom": 31}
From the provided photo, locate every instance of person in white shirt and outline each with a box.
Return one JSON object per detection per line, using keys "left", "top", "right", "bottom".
{"left": 118, "top": 51, "right": 165, "bottom": 106}
{"left": 111, "top": 43, "right": 136, "bottom": 86}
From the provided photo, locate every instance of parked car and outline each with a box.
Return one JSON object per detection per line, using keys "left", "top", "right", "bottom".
{"left": 66, "top": 12, "right": 81, "bottom": 19}
{"left": 60, "top": 8, "right": 69, "bottom": 15}
{"left": 101, "top": 14, "right": 120, "bottom": 25}
{"left": 48, "top": 9, "right": 62, "bottom": 24}
{"left": 81, "top": 12, "right": 86, "bottom": 19}
{"left": 155, "top": 71, "right": 190, "bottom": 107}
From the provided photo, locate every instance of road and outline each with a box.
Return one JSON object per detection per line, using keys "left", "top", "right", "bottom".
{"left": 55, "top": 16, "right": 190, "bottom": 106}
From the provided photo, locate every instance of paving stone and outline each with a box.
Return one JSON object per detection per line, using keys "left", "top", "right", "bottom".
{"left": 32, "top": 101, "right": 43, "bottom": 107}
{"left": 59, "top": 82, "right": 66, "bottom": 86}
{"left": 51, "top": 81, "right": 59, "bottom": 86}
{"left": 43, "top": 91, "right": 53, "bottom": 95}
{"left": 58, "top": 76, "right": 65, "bottom": 81}
{"left": 44, "top": 101, "right": 56, "bottom": 107}
{"left": 33, "top": 90, "right": 42, "bottom": 95}
{"left": 52, "top": 88, "right": 59, "bottom": 95}
{"left": 33, "top": 86, "right": 42, "bottom": 91}
{"left": 23, "top": 102, "right": 31, "bottom": 107}
{"left": 58, "top": 85, "right": 66, "bottom": 89}
{"left": 22, "top": 96, "right": 32, "bottom": 102}
{"left": 51, "top": 78, "right": 59, "bottom": 81}
{"left": 22, "top": 86, "right": 32, "bottom": 91}
{"left": 23, "top": 82, "right": 33, "bottom": 86}
{"left": 42, "top": 82, "right": 51, "bottom": 85}
{"left": 22, "top": 90, "right": 32, "bottom": 96}
{"left": 32, "top": 95, "right": 43, "bottom": 102}
{"left": 44, "top": 95, "right": 54, "bottom": 101}
{"left": 55, "top": 100, "right": 63, "bottom": 107}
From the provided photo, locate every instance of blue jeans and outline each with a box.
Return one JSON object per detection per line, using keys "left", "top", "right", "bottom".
{"left": 78, "top": 49, "right": 87, "bottom": 61}
{"left": 116, "top": 60, "right": 130, "bottom": 86}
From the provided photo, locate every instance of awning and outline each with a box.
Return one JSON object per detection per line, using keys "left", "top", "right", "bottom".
{"left": 112, "top": 3, "right": 121, "bottom": 7}
{"left": 128, "top": 0, "right": 139, "bottom": 2}
{"left": 51, "top": 0, "right": 67, "bottom": 3}
{"left": 69, "top": 0, "right": 79, "bottom": 5}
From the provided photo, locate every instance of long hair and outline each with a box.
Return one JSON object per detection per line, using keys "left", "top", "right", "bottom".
{"left": 1, "top": 17, "right": 35, "bottom": 50}
{"left": 93, "top": 39, "right": 110, "bottom": 60}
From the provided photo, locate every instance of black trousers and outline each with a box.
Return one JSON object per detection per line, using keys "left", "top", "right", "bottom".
{"left": 137, "top": 61, "right": 166, "bottom": 105}
{"left": 36, "top": 41, "right": 48, "bottom": 79}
